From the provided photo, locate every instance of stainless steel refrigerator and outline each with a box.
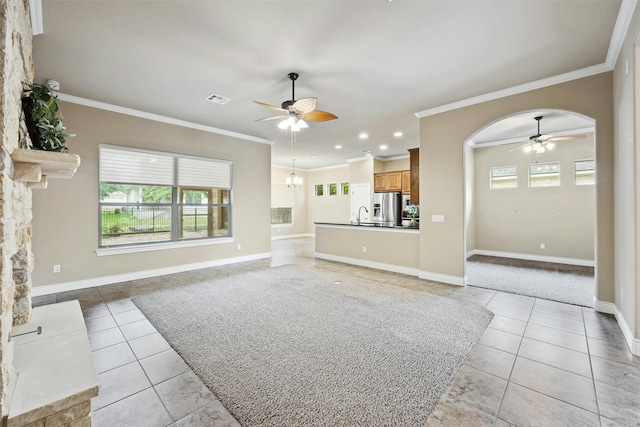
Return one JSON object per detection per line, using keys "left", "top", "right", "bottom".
{"left": 372, "top": 192, "right": 402, "bottom": 226}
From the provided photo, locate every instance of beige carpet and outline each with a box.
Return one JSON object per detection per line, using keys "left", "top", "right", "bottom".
{"left": 133, "top": 265, "right": 493, "bottom": 426}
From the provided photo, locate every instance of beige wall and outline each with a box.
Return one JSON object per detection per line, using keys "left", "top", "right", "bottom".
{"left": 271, "top": 166, "right": 308, "bottom": 238}
{"left": 420, "top": 73, "right": 614, "bottom": 302}
{"left": 465, "top": 144, "right": 475, "bottom": 253}
{"left": 613, "top": 5, "right": 640, "bottom": 338}
{"left": 377, "top": 157, "right": 409, "bottom": 172}
{"left": 306, "top": 165, "right": 351, "bottom": 231}
{"left": 316, "top": 225, "right": 419, "bottom": 270}
{"left": 31, "top": 103, "right": 272, "bottom": 287}
{"left": 472, "top": 135, "right": 595, "bottom": 261}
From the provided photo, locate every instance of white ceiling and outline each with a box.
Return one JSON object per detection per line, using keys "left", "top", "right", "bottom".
{"left": 33, "top": 0, "right": 624, "bottom": 170}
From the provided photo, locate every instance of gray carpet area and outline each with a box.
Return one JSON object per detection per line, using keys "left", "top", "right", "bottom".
{"left": 465, "top": 260, "right": 594, "bottom": 307}
{"left": 133, "top": 265, "right": 493, "bottom": 427}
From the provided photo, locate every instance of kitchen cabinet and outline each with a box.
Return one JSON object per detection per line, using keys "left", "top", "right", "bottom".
{"left": 408, "top": 148, "right": 419, "bottom": 204}
{"left": 402, "top": 171, "right": 411, "bottom": 195}
{"left": 374, "top": 171, "right": 403, "bottom": 192}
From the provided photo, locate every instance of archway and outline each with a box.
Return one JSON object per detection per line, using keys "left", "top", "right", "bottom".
{"left": 463, "top": 109, "right": 596, "bottom": 306}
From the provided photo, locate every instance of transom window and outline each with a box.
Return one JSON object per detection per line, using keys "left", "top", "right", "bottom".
{"left": 490, "top": 166, "right": 517, "bottom": 189}
{"left": 529, "top": 162, "right": 560, "bottom": 187}
{"left": 575, "top": 159, "right": 595, "bottom": 185}
{"left": 99, "top": 145, "right": 232, "bottom": 248}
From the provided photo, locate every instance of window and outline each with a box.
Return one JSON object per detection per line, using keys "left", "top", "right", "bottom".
{"left": 314, "top": 184, "right": 324, "bottom": 196}
{"left": 529, "top": 162, "right": 560, "bottom": 187}
{"left": 99, "top": 145, "right": 232, "bottom": 247}
{"left": 271, "top": 207, "right": 292, "bottom": 224}
{"left": 490, "top": 166, "right": 517, "bottom": 189}
{"left": 341, "top": 182, "right": 349, "bottom": 195}
{"left": 575, "top": 159, "right": 595, "bottom": 185}
{"left": 328, "top": 183, "right": 338, "bottom": 196}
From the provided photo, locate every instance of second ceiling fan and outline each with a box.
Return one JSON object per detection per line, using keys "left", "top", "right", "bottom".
{"left": 255, "top": 72, "right": 338, "bottom": 131}
{"left": 510, "top": 116, "right": 586, "bottom": 154}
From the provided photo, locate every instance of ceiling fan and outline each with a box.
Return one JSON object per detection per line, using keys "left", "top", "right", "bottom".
{"left": 254, "top": 72, "right": 338, "bottom": 131}
{"left": 509, "top": 116, "right": 586, "bottom": 154}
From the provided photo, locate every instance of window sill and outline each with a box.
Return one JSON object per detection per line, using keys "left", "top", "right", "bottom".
{"left": 95, "top": 237, "right": 233, "bottom": 256}
{"left": 271, "top": 224, "right": 293, "bottom": 228}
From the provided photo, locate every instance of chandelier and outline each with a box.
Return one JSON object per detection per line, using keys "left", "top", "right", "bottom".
{"left": 287, "top": 159, "right": 302, "bottom": 188}
{"left": 286, "top": 132, "right": 303, "bottom": 188}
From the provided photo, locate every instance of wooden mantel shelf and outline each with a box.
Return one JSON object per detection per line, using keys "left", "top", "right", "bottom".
{"left": 10, "top": 148, "right": 81, "bottom": 187}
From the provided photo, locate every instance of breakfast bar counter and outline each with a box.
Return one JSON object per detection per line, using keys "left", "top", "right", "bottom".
{"left": 314, "top": 222, "right": 420, "bottom": 276}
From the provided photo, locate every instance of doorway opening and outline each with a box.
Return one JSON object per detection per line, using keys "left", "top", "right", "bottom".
{"left": 463, "top": 110, "right": 596, "bottom": 306}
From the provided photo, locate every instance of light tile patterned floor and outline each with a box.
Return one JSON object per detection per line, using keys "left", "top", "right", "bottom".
{"left": 32, "top": 237, "right": 640, "bottom": 426}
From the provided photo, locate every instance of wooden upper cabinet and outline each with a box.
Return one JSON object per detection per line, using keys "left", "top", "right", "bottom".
{"left": 374, "top": 171, "right": 403, "bottom": 192}
{"left": 402, "top": 171, "right": 411, "bottom": 195}
{"left": 374, "top": 173, "right": 387, "bottom": 191}
{"left": 386, "top": 171, "right": 402, "bottom": 191}
{"left": 408, "top": 148, "right": 419, "bottom": 204}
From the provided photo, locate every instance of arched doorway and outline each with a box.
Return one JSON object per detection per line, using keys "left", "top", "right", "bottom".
{"left": 463, "top": 109, "right": 596, "bottom": 306}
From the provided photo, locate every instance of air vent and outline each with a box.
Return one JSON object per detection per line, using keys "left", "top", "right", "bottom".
{"left": 205, "top": 93, "right": 231, "bottom": 105}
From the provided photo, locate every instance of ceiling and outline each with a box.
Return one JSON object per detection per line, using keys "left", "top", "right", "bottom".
{"left": 33, "top": 1, "right": 624, "bottom": 170}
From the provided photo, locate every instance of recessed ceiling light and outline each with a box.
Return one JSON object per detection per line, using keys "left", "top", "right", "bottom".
{"left": 335, "top": 145, "right": 342, "bottom": 149}
{"left": 393, "top": 131, "right": 403, "bottom": 137}
{"left": 380, "top": 145, "right": 388, "bottom": 150}
{"left": 359, "top": 133, "right": 368, "bottom": 139}
{"left": 365, "top": 153, "right": 372, "bottom": 157}
{"left": 311, "top": 155, "right": 318, "bottom": 158}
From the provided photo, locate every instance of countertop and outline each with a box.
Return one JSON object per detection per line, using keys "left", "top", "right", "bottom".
{"left": 315, "top": 221, "right": 419, "bottom": 231}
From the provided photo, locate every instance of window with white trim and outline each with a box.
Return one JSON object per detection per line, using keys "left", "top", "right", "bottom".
{"left": 575, "top": 159, "right": 595, "bottom": 185}
{"left": 99, "top": 145, "right": 232, "bottom": 248}
{"left": 529, "top": 162, "right": 560, "bottom": 187}
{"left": 490, "top": 166, "right": 517, "bottom": 189}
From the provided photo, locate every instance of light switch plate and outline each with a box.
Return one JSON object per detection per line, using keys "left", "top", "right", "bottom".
{"left": 432, "top": 215, "right": 445, "bottom": 223}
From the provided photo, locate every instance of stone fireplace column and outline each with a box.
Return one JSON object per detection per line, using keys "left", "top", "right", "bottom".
{"left": 0, "top": 0, "right": 35, "bottom": 419}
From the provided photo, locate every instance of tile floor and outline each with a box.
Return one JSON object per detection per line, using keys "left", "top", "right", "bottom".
{"left": 32, "top": 237, "right": 640, "bottom": 426}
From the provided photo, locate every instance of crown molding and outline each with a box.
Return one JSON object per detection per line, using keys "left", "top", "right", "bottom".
{"left": 57, "top": 93, "right": 273, "bottom": 145}
{"left": 414, "top": 63, "right": 611, "bottom": 119}
{"left": 415, "top": 1, "right": 637, "bottom": 119}
{"left": 606, "top": 0, "right": 638, "bottom": 67}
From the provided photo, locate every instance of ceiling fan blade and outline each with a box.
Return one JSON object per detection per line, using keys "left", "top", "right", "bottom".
{"left": 302, "top": 110, "right": 338, "bottom": 122}
{"left": 292, "top": 97, "right": 317, "bottom": 114}
{"left": 536, "top": 134, "right": 553, "bottom": 142}
{"left": 254, "top": 101, "right": 287, "bottom": 113}
{"left": 548, "top": 134, "right": 587, "bottom": 141}
{"left": 255, "top": 115, "right": 288, "bottom": 122}
{"left": 508, "top": 142, "right": 532, "bottom": 152}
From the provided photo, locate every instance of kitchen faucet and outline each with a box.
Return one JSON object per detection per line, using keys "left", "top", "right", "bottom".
{"left": 357, "top": 205, "right": 369, "bottom": 225}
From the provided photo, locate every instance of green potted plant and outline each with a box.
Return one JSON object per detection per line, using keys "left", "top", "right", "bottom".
{"left": 21, "top": 82, "right": 74, "bottom": 152}
{"left": 407, "top": 205, "right": 419, "bottom": 228}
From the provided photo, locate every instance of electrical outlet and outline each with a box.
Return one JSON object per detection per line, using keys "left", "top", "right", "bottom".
{"left": 53, "top": 264, "right": 61, "bottom": 273}
{"left": 362, "top": 246, "right": 367, "bottom": 253}
{"left": 540, "top": 243, "right": 545, "bottom": 249}
{"left": 237, "top": 244, "right": 241, "bottom": 250}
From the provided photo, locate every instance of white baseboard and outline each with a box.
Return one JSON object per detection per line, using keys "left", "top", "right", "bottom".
{"left": 594, "top": 298, "right": 640, "bottom": 356}
{"left": 593, "top": 298, "right": 616, "bottom": 314}
{"left": 468, "top": 249, "right": 595, "bottom": 267}
{"left": 271, "top": 233, "right": 314, "bottom": 241}
{"left": 314, "top": 252, "right": 419, "bottom": 277}
{"left": 419, "top": 271, "right": 465, "bottom": 287}
{"left": 31, "top": 252, "right": 272, "bottom": 297}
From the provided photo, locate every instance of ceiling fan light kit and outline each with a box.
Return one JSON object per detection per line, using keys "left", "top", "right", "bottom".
{"left": 255, "top": 72, "right": 338, "bottom": 132}
{"left": 511, "top": 116, "right": 585, "bottom": 154}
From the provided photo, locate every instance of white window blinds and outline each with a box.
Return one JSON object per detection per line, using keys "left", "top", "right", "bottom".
{"left": 99, "top": 145, "right": 232, "bottom": 188}
{"left": 178, "top": 157, "right": 231, "bottom": 189}
{"left": 100, "top": 146, "right": 174, "bottom": 185}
